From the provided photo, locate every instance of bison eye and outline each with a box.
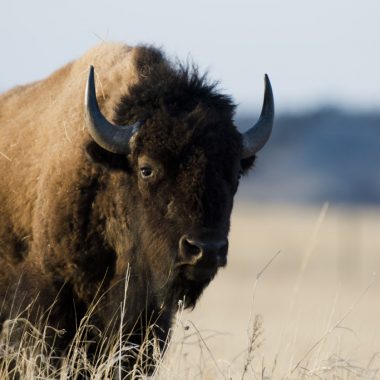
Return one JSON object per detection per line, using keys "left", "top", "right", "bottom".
{"left": 140, "top": 166, "right": 154, "bottom": 179}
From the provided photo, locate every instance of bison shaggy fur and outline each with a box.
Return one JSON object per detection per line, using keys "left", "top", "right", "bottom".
{"left": 0, "top": 43, "right": 260, "bottom": 372}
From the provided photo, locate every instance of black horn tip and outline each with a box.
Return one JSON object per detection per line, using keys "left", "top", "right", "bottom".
{"left": 88, "top": 66, "right": 95, "bottom": 86}
{"left": 85, "top": 66, "right": 96, "bottom": 108}
{"left": 262, "top": 74, "right": 274, "bottom": 117}
{"left": 264, "top": 74, "right": 273, "bottom": 94}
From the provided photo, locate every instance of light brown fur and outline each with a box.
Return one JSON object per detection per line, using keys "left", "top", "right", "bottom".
{"left": 0, "top": 43, "right": 139, "bottom": 263}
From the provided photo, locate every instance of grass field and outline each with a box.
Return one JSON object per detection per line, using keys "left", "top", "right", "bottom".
{"left": 1, "top": 201, "right": 379, "bottom": 379}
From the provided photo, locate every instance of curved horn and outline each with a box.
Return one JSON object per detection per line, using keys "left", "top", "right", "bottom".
{"left": 241, "top": 74, "right": 275, "bottom": 158}
{"left": 84, "top": 66, "right": 139, "bottom": 154}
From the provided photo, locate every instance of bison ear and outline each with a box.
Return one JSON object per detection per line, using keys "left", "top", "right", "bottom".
{"left": 240, "top": 155, "right": 256, "bottom": 174}
{"left": 85, "top": 141, "right": 130, "bottom": 170}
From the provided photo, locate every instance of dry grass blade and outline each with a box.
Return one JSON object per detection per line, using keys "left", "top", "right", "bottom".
{"left": 290, "top": 273, "right": 377, "bottom": 376}
{"left": 241, "top": 314, "right": 264, "bottom": 380}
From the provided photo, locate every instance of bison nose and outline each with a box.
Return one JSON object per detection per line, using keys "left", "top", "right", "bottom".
{"left": 179, "top": 235, "right": 228, "bottom": 266}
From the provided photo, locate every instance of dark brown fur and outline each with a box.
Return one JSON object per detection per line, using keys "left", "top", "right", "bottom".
{"left": 0, "top": 43, "right": 255, "bottom": 372}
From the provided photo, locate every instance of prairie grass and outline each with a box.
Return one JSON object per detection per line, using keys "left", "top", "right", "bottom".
{"left": 1, "top": 202, "right": 379, "bottom": 379}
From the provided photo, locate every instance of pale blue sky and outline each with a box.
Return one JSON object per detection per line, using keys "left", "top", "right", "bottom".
{"left": 1, "top": 0, "right": 379, "bottom": 114}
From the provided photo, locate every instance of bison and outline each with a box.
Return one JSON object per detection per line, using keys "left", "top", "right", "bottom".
{"left": 0, "top": 43, "right": 274, "bottom": 374}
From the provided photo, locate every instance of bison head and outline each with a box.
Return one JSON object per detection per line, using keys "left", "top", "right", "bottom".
{"left": 84, "top": 48, "right": 274, "bottom": 309}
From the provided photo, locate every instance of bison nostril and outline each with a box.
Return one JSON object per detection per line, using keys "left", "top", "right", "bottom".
{"left": 183, "top": 239, "right": 202, "bottom": 256}
{"left": 179, "top": 237, "right": 203, "bottom": 264}
{"left": 179, "top": 235, "right": 228, "bottom": 266}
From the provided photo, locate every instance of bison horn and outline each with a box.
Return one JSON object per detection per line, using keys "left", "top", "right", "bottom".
{"left": 84, "top": 66, "right": 139, "bottom": 154}
{"left": 241, "top": 74, "right": 274, "bottom": 158}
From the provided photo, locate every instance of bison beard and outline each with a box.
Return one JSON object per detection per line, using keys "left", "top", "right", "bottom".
{"left": 0, "top": 42, "right": 274, "bottom": 375}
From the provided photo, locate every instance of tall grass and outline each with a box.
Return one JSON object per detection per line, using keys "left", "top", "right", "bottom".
{"left": 1, "top": 294, "right": 378, "bottom": 379}
{"left": 1, "top": 282, "right": 378, "bottom": 378}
